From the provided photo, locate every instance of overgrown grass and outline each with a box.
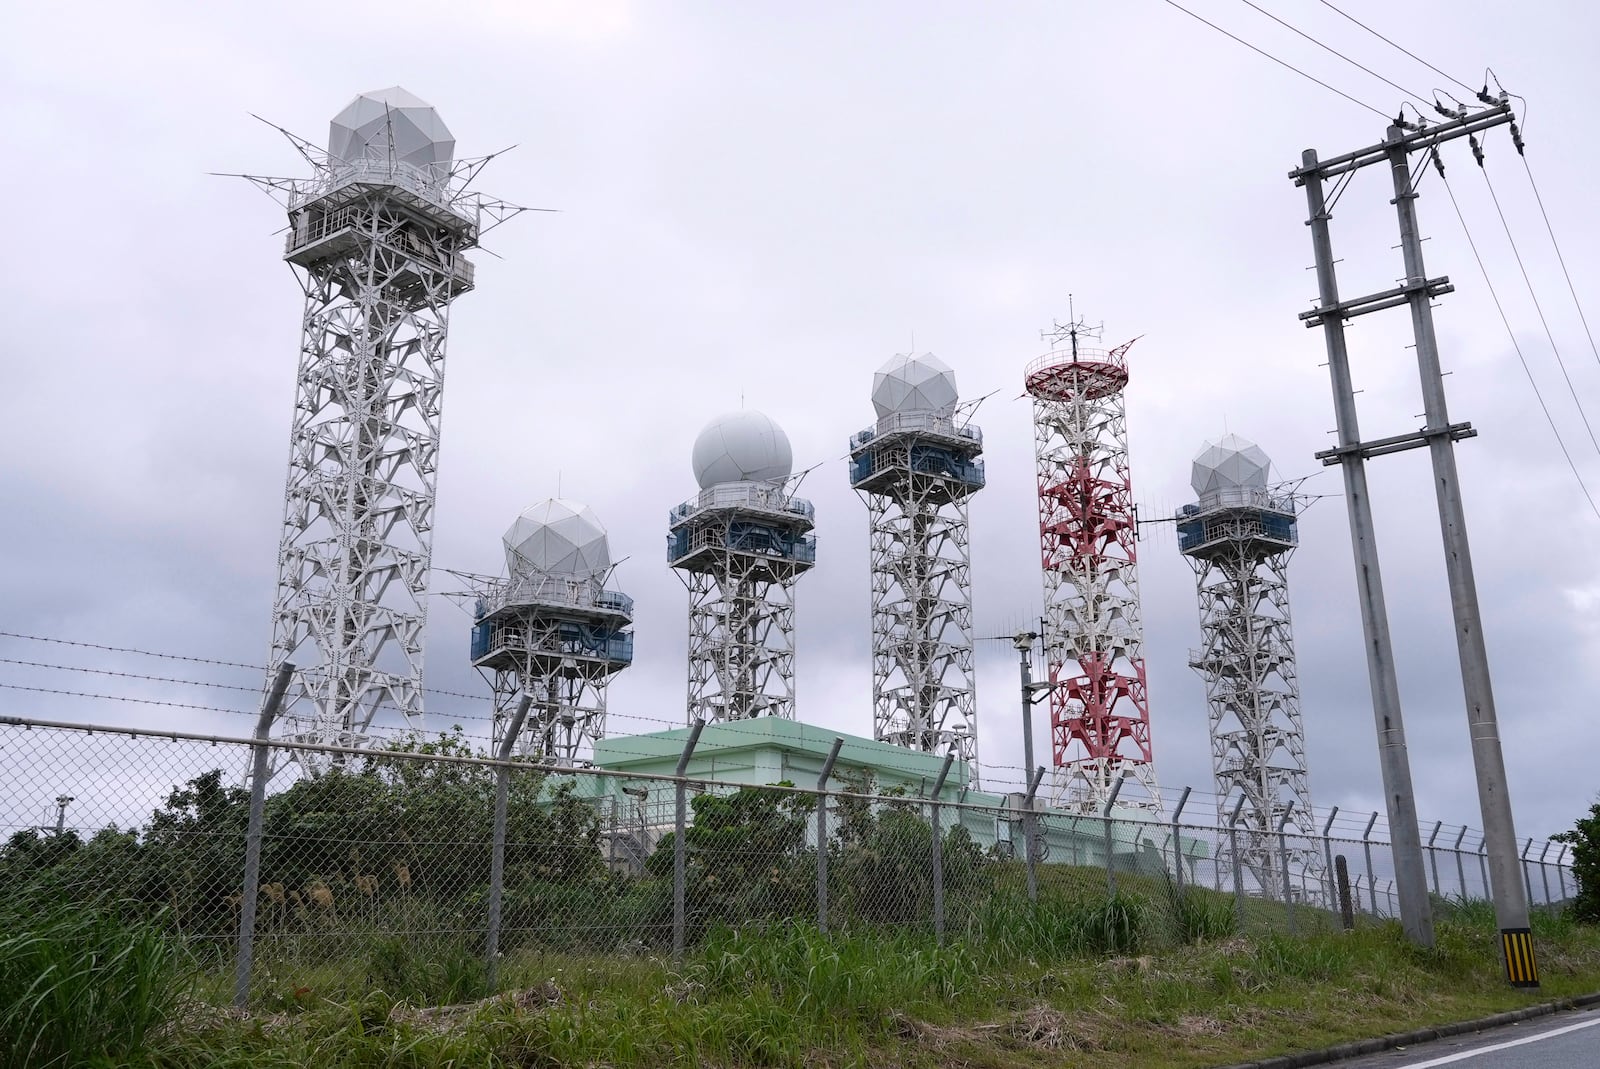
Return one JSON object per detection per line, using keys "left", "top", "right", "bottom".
{"left": 10, "top": 892, "right": 1600, "bottom": 1069}
{"left": 0, "top": 902, "right": 190, "bottom": 1069}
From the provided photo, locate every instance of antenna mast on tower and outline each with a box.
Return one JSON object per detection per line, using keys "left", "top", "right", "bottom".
{"left": 1023, "top": 306, "right": 1161, "bottom": 813}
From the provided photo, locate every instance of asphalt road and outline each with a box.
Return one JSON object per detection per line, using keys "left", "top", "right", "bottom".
{"left": 1332, "top": 1006, "right": 1600, "bottom": 1067}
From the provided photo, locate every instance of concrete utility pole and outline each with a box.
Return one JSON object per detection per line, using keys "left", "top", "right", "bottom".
{"left": 1296, "top": 147, "right": 1435, "bottom": 952}
{"left": 1289, "top": 98, "right": 1535, "bottom": 985}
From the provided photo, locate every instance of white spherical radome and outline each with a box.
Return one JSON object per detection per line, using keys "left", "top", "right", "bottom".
{"left": 691, "top": 410, "right": 794, "bottom": 489}
{"left": 871, "top": 353, "right": 959, "bottom": 419}
{"left": 327, "top": 87, "right": 455, "bottom": 180}
{"left": 502, "top": 499, "right": 611, "bottom": 579}
{"left": 1191, "top": 434, "right": 1273, "bottom": 498}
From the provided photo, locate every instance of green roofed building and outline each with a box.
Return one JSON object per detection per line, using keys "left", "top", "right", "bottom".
{"left": 559, "top": 719, "right": 1207, "bottom": 880}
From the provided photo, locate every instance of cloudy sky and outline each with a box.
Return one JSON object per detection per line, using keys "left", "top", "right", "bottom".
{"left": 3, "top": 0, "right": 1597, "bottom": 848}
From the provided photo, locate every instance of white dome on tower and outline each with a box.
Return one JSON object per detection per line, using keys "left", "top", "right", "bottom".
{"left": 328, "top": 87, "right": 455, "bottom": 181}
{"left": 1191, "top": 434, "right": 1273, "bottom": 498}
{"left": 503, "top": 499, "right": 611, "bottom": 579}
{"left": 691, "top": 410, "right": 794, "bottom": 489}
{"left": 872, "top": 353, "right": 959, "bottom": 419}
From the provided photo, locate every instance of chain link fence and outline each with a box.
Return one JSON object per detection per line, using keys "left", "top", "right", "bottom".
{"left": 0, "top": 713, "right": 1577, "bottom": 1010}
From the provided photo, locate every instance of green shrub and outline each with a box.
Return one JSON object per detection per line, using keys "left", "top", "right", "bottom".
{"left": 1554, "top": 799, "right": 1600, "bottom": 924}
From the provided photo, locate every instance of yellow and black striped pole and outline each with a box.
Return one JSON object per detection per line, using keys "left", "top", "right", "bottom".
{"left": 1501, "top": 927, "right": 1539, "bottom": 988}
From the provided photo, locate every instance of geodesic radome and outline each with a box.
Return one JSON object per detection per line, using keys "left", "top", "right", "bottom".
{"left": 872, "top": 353, "right": 959, "bottom": 419}
{"left": 1191, "top": 434, "right": 1272, "bottom": 498}
{"left": 691, "top": 410, "right": 794, "bottom": 488}
{"left": 503, "top": 500, "right": 611, "bottom": 579}
{"left": 328, "top": 87, "right": 455, "bottom": 181}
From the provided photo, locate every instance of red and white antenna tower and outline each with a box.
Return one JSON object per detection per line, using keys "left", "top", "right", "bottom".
{"left": 1024, "top": 304, "right": 1162, "bottom": 813}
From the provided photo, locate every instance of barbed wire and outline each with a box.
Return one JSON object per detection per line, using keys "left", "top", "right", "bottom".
{"left": 0, "top": 658, "right": 265, "bottom": 694}
{"left": 0, "top": 631, "right": 266, "bottom": 671}
{"left": 0, "top": 682, "right": 256, "bottom": 716}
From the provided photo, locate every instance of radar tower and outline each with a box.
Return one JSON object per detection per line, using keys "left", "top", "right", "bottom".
{"left": 849, "top": 354, "right": 984, "bottom": 773}
{"left": 240, "top": 88, "right": 523, "bottom": 770}
{"left": 467, "top": 500, "right": 634, "bottom": 764}
{"left": 669, "top": 411, "right": 816, "bottom": 723}
{"left": 1178, "top": 436, "right": 1317, "bottom": 893}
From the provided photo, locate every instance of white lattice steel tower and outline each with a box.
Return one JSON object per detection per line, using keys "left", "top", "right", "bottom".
{"left": 670, "top": 411, "right": 817, "bottom": 723}
{"left": 1024, "top": 315, "right": 1161, "bottom": 813}
{"left": 467, "top": 500, "right": 634, "bottom": 765}
{"left": 1178, "top": 436, "right": 1316, "bottom": 892}
{"left": 848, "top": 354, "right": 984, "bottom": 769}
{"left": 245, "top": 88, "right": 522, "bottom": 768}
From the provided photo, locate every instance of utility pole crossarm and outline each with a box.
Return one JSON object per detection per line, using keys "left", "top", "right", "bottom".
{"left": 1289, "top": 99, "right": 1514, "bottom": 184}
{"left": 1300, "top": 277, "right": 1454, "bottom": 326}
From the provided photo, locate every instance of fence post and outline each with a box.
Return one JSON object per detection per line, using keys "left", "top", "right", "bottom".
{"left": 1426, "top": 820, "right": 1443, "bottom": 898}
{"left": 485, "top": 695, "right": 533, "bottom": 993}
{"left": 927, "top": 752, "right": 954, "bottom": 944}
{"left": 1023, "top": 766, "right": 1046, "bottom": 905}
{"left": 1277, "top": 803, "right": 1296, "bottom": 935}
{"left": 1334, "top": 854, "right": 1355, "bottom": 930}
{"left": 672, "top": 720, "right": 704, "bottom": 964}
{"left": 1170, "top": 786, "right": 1192, "bottom": 896}
{"left": 1361, "top": 811, "right": 1379, "bottom": 917}
{"left": 1321, "top": 805, "right": 1339, "bottom": 911}
{"left": 1386, "top": 880, "right": 1396, "bottom": 918}
{"left": 233, "top": 662, "right": 293, "bottom": 1010}
{"left": 1102, "top": 776, "right": 1126, "bottom": 898}
{"left": 1453, "top": 826, "right": 1469, "bottom": 902}
{"left": 1537, "top": 842, "right": 1552, "bottom": 910}
{"left": 1520, "top": 838, "right": 1535, "bottom": 911}
{"left": 1556, "top": 844, "right": 1569, "bottom": 904}
{"left": 1228, "top": 794, "right": 1248, "bottom": 932}
{"left": 814, "top": 737, "right": 843, "bottom": 933}
{"left": 1478, "top": 835, "right": 1489, "bottom": 899}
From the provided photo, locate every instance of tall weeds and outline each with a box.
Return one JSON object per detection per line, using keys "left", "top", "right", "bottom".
{"left": 0, "top": 902, "right": 188, "bottom": 1069}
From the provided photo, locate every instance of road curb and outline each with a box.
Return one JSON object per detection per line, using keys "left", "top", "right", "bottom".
{"left": 1215, "top": 991, "right": 1600, "bottom": 1069}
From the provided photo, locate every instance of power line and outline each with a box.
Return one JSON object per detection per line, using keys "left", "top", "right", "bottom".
{"left": 1477, "top": 162, "right": 1600, "bottom": 458}
{"left": 1520, "top": 155, "right": 1600, "bottom": 371}
{"left": 1235, "top": 0, "right": 1429, "bottom": 110}
{"left": 1313, "top": 0, "right": 1476, "bottom": 94}
{"left": 1436, "top": 162, "right": 1600, "bottom": 521}
{"left": 1158, "top": 0, "right": 1392, "bottom": 120}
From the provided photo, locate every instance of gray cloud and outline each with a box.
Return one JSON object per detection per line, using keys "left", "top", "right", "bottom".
{"left": 3, "top": 1, "right": 1596, "bottom": 848}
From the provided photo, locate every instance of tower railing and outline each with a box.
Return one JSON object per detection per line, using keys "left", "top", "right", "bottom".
{"left": 290, "top": 157, "right": 459, "bottom": 212}
{"left": 669, "top": 484, "right": 815, "bottom": 526}
{"left": 1024, "top": 345, "right": 1127, "bottom": 378}
{"left": 1182, "top": 487, "right": 1298, "bottom": 514}
{"left": 476, "top": 575, "right": 634, "bottom": 620}
{"left": 849, "top": 411, "right": 982, "bottom": 451}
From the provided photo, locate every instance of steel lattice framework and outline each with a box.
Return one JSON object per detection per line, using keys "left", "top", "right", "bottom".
{"left": 669, "top": 483, "right": 817, "bottom": 723}
{"left": 1024, "top": 321, "right": 1161, "bottom": 813}
{"left": 1178, "top": 443, "right": 1316, "bottom": 893}
{"left": 849, "top": 408, "right": 984, "bottom": 769}
{"left": 241, "top": 91, "right": 522, "bottom": 771}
